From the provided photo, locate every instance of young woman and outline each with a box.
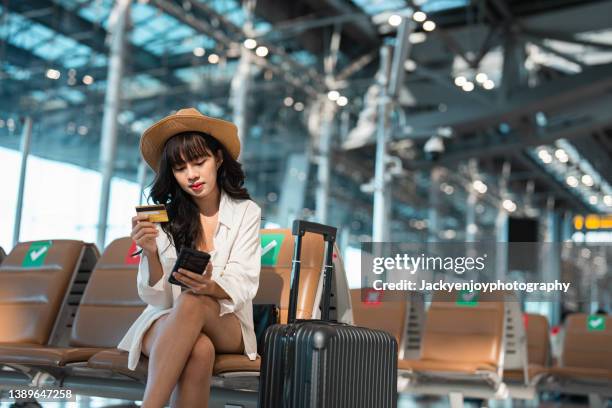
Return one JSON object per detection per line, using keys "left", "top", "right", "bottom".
{"left": 118, "top": 108, "right": 261, "bottom": 408}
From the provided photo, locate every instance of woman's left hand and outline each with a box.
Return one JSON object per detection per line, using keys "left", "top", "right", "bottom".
{"left": 173, "top": 262, "right": 214, "bottom": 295}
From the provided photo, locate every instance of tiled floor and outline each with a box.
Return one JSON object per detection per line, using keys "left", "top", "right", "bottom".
{"left": 0, "top": 396, "right": 138, "bottom": 408}
{"left": 0, "top": 393, "right": 605, "bottom": 407}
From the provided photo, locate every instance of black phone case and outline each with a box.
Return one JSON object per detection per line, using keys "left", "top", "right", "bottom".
{"left": 168, "top": 248, "right": 211, "bottom": 288}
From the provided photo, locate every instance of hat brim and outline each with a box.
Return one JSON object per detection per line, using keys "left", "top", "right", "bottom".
{"left": 140, "top": 114, "right": 240, "bottom": 171}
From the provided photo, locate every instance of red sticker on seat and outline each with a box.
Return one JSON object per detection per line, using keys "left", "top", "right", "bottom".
{"left": 125, "top": 241, "right": 141, "bottom": 265}
{"left": 523, "top": 313, "right": 529, "bottom": 329}
{"left": 363, "top": 288, "right": 382, "bottom": 306}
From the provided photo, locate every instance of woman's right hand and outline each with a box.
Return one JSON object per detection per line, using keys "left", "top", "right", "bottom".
{"left": 131, "top": 214, "right": 159, "bottom": 256}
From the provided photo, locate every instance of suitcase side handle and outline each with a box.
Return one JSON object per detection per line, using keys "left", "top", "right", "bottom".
{"left": 292, "top": 220, "right": 337, "bottom": 242}
{"left": 288, "top": 220, "right": 337, "bottom": 324}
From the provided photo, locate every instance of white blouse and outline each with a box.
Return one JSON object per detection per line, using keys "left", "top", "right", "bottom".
{"left": 117, "top": 191, "right": 262, "bottom": 371}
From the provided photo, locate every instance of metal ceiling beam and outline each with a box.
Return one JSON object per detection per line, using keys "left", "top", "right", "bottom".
{"left": 253, "top": 0, "right": 379, "bottom": 60}
{"left": 522, "top": 29, "right": 612, "bottom": 52}
{"left": 304, "top": 0, "right": 379, "bottom": 44}
{"left": 521, "top": 33, "right": 587, "bottom": 69}
{"left": 0, "top": 41, "right": 50, "bottom": 69}
{"left": 409, "top": 0, "right": 612, "bottom": 66}
{"left": 499, "top": 29, "right": 527, "bottom": 102}
{"left": 408, "top": 113, "right": 612, "bottom": 169}
{"left": 257, "top": 12, "right": 370, "bottom": 41}
{"left": 152, "top": 0, "right": 324, "bottom": 96}
{"left": 35, "top": 80, "right": 231, "bottom": 116}
{"left": 186, "top": 0, "right": 326, "bottom": 91}
{"left": 572, "top": 134, "right": 612, "bottom": 186}
{"left": 400, "top": 61, "right": 612, "bottom": 137}
{"left": 512, "top": 152, "right": 593, "bottom": 213}
{"left": 5, "top": 0, "right": 185, "bottom": 87}
{"left": 1, "top": 49, "right": 209, "bottom": 106}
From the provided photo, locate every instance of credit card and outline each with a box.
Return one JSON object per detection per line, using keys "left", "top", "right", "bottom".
{"left": 135, "top": 204, "right": 169, "bottom": 223}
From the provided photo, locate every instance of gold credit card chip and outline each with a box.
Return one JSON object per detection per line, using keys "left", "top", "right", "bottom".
{"left": 136, "top": 204, "right": 169, "bottom": 223}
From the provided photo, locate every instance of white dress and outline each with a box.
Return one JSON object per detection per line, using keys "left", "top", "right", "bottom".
{"left": 117, "top": 191, "right": 262, "bottom": 371}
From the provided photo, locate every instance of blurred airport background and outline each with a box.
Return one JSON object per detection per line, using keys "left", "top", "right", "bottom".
{"left": 3, "top": 0, "right": 612, "bottom": 313}
{"left": 1, "top": 1, "right": 612, "bottom": 405}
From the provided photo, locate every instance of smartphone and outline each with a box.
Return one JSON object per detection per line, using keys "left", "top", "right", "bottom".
{"left": 168, "top": 248, "right": 211, "bottom": 288}
{"left": 135, "top": 204, "right": 169, "bottom": 223}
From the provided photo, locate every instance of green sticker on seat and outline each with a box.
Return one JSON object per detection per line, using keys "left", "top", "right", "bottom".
{"left": 22, "top": 241, "right": 52, "bottom": 267}
{"left": 456, "top": 289, "right": 479, "bottom": 307}
{"left": 261, "top": 234, "right": 285, "bottom": 266}
{"left": 587, "top": 315, "right": 606, "bottom": 331}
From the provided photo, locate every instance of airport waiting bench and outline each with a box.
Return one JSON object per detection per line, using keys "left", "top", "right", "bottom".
{"left": 349, "top": 288, "right": 531, "bottom": 407}
{"left": 503, "top": 311, "right": 612, "bottom": 406}
{"left": 397, "top": 290, "right": 509, "bottom": 407}
{"left": 539, "top": 313, "right": 612, "bottom": 406}
{"left": 0, "top": 229, "right": 352, "bottom": 407}
{"left": 0, "top": 240, "right": 98, "bottom": 386}
{"left": 502, "top": 313, "right": 551, "bottom": 399}
{"left": 349, "top": 288, "right": 424, "bottom": 361}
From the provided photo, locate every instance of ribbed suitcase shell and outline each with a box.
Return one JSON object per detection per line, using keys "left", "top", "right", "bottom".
{"left": 259, "top": 319, "right": 398, "bottom": 408}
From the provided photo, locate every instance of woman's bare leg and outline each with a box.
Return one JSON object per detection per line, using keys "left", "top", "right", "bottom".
{"left": 168, "top": 334, "right": 215, "bottom": 407}
{"left": 141, "top": 315, "right": 168, "bottom": 358}
{"left": 140, "top": 292, "right": 243, "bottom": 408}
{"left": 140, "top": 293, "right": 216, "bottom": 407}
{"left": 169, "top": 315, "right": 243, "bottom": 408}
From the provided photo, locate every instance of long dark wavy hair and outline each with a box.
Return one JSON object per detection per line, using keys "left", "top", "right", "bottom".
{"left": 149, "top": 131, "right": 251, "bottom": 253}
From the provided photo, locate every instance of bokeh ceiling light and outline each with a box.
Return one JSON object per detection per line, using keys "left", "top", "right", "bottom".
{"left": 423, "top": 20, "right": 436, "bottom": 32}
{"left": 409, "top": 32, "right": 427, "bottom": 44}
{"left": 412, "top": 11, "right": 427, "bottom": 22}
{"left": 462, "top": 81, "right": 474, "bottom": 92}
{"left": 244, "top": 38, "right": 257, "bottom": 49}
{"left": 502, "top": 199, "right": 517, "bottom": 212}
{"left": 255, "top": 46, "right": 269, "bottom": 57}
{"left": 46, "top": 69, "right": 61, "bottom": 80}
{"left": 388, "top": 14, "right": 402, "bottom": 27}
{"left": 538, "top": 149, "right": 553, "bottom": 164}
{"left": 581, "top": 174, "right": 594, "bottom": 187}
{"left": 475, "top": 72, "right": 488, "bottom": 83}
{"left": 554, "top": 148, "right": 569, "bottom": 162}
{"left": 327, "top": 90, "right": 340, "bottom": 101}
{"left": 472, "top": 179, "right": 488, "bottom": 194}
{"left": 566, "top": 175, "right": 579, "bottom": 187}
{"left": 454, "top": 76, "right": 467, "bottom": 87}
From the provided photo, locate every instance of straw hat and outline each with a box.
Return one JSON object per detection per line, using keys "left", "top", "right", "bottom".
{"left": 140, "top": 107, "right": 240, "bottom": 171}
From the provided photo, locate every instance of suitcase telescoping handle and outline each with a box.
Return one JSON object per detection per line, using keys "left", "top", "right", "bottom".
{"left": 287, "top": 220, "right": 337, "bottom": 324}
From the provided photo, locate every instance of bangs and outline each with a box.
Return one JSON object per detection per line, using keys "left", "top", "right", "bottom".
{"left": 165, "top": 132, "right": 213, "bottom": 167}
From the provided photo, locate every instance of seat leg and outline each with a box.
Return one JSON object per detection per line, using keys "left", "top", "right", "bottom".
{"left": 8, "top": 399, "right": 43, "bottom": 407}
{"left": 588, "top": 393, "right": 603, "bottom": 408}
{"left": 449, "top": 392, "right": 464, "bottom": 408}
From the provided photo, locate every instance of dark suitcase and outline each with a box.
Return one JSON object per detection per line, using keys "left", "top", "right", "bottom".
{"left": 258, "top": 220, "right": 398, "bottom": 408}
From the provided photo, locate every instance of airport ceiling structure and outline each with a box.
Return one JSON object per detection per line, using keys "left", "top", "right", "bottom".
{"left": 1, "top": 0, "right": 612, "bottom": 240}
